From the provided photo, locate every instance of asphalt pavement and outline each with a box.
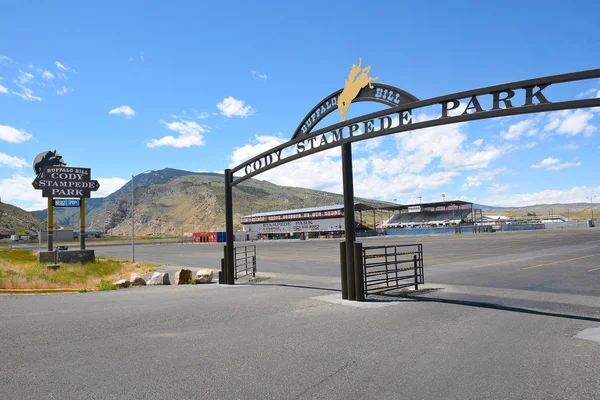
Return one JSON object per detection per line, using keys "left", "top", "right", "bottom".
{"left": 2, "top": 228, "right": 600, "bottom": 399}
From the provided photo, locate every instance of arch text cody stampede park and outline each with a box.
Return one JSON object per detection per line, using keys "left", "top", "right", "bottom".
{"left": 222, "top": 61, "right": 600, "bottom": 302}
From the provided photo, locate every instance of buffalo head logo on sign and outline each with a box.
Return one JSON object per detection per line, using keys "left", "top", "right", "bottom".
{"left": 338, "top": 58, "right": 379, "bottom": 121}
{"left": 32, "top": 150, "right": 67, "bottom": 178}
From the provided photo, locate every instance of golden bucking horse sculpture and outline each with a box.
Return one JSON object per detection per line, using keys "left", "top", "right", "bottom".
{"left": 337, "top": 58, "right": 379, "bottom": 121}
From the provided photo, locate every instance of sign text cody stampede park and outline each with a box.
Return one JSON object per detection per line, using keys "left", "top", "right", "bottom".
{"left": 221, "top": 60, "right": 600, "bottom": 297}
{"left": 242, "top": 83, "right": 551, "bottom": 176}
{"left": 34, "top": 167, "right": 100, "bottom": 198}
{"left": 233, "top": 61, "right": 600, "bottom": 184}
{"left": 31, "top": 151, "right": 100, "bottom": 198}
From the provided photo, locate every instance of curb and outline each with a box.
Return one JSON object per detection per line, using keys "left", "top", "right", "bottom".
{"left": 0, "top": 289, "right": 83, "bottom": 294}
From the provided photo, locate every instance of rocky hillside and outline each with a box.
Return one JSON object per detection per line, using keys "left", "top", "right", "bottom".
{"left": 479, "top": 203, "right": 599, "bottom": 220}
{"left": 25, "top": 168, "right": 600, "bottom": 234}
{"left": 32, "top": 168, "right": 392, "bottom": 235}
{"left": 0, "top": 201, "right": 42, "bottom": 232}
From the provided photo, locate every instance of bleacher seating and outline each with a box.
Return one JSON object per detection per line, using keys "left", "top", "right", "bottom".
{"left": 382, "top": 208, "right": 471, "bottom": 228}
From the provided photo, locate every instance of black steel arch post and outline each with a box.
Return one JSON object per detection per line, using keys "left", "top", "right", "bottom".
{"left": 225, "top": 169, "right": 235, "bottom": 285}
{"left": 342, "top": 142, "right": 356, "bottom": 300}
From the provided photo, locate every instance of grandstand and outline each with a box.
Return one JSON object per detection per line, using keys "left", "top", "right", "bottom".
{"left": 380, "top": 200, "right": 475, "bottom": 228}
{"left": 240, "top": 200, "right": 478, "bottom": 240}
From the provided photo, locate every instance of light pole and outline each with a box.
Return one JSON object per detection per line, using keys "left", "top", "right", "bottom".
{"left": 587, "top": 196, "right": 597, "bottom": 224}
{"left": 132, "top": 170, "right": 158, "bottom": 262}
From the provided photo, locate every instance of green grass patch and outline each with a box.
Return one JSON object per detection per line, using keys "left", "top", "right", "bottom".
{"left": 96, "top": 279, "right": 117, "bottom": 291}
{"left": 0, "top": 245, "right": 158, "bottom": 290}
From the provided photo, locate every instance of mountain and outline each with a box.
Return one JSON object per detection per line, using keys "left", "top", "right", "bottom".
{"left": 32, "top": 168, "right": 392, "bottom": 235}
{"left": 0, "top": 201, "right": 43, "bottom": 232}
{"left": 478, "top": 202, "right": 598, "bottom": 220}
{"left": 28, "top": 168, "right": 600, "bottom": 234}
{"left": 479, "top": 203, "right": 598, "bottom": 212}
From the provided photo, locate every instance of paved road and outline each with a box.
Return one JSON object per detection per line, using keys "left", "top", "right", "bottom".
{"left": 93, "top": 228, "right": 600, "bottom": 296}
{"left": 2, "top": 229, "right": 600, "bottom": 399}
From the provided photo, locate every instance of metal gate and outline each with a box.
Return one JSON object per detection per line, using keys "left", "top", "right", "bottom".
{"left": 234, "top": 245, "right": 256, "bottom": 280}
{"left": 361, "top": 243, "right": 424, "bottom": 297}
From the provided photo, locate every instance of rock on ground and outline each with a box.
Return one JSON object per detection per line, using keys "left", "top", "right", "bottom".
{"left": 194, "top": 269, "right": 213, "bottom": 284}
{"left": 130, "top": 273, "right": 146, "bottom": 286}
{"left": 114, "top": 279, "right": 130, "bottom": 288}
{"left": 147, "top": 272, "right": 171, "bottom": 285}
{"left": 174, "top": 269, "right": 192, "bottom": 284}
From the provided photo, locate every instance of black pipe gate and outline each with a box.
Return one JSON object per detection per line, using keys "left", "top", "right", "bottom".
{"left": 234, "top": 245, "right": 257, "bottom": 280}
{"left": 360, "top": 243, "right": 424, "bottom": 297}
{"left": 219, "top": 244, "right": 257, "bottom": 283}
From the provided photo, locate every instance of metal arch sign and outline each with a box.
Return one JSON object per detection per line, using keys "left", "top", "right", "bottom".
{"left": 221, "top": 62, "right": 600, "bottom": 295}
{"left": 291, "top": 59, "right": 419, "bottom": 139}
{"left": 230, "top": 67, "right": 600, "bottom": 186}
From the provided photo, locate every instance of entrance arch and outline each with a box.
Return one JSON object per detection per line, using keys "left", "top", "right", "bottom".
{"left": 222, "top": 67, "right": 600, "bottom": 302}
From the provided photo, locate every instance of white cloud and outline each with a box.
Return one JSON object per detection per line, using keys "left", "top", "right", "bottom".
{"left": 0, "top": 56, "right": 13, "bottom": 64}
{"left": 15, "top": 70, "right": 34, "bottom": 85}
{"left": 12, "top": 86, "right": 42, "bottom": 101}
{"left": 559, "top": 142, "right": 579, "bottom": 151}
{"left": 488, "top": 183, "right": 510, "bottom": 193}
{"left": 546, "top": 162, "right": 582, "bottom": 171}
{"left": 387, "top": 117, "right": 509, "bottom": 172}
{"left": 0, "top": 125, "right": 32, "bottom": 143}
{"left": 575, "top": 88, "right": 597, "bottom": 99}
{"left": 376, "top": 111, "right": 533, "bottom": 174}
{"left": 483, "top": 185, "right": 600, "bottom": 207}
{"left": 500, "top": 119, "right": 537, "bottom": 140}
{"left": 11, "top": 70, "right": 43, "bottom": 101}
{"left": 0, "top": 152, "right": 28, "bottom": 168}
{"left": 38, "top": 69, "right": 55, "bottom": 80}
{"left": 93, "top": 177, "right": 128, "bottom": 198}
{"left": 229, "top": 134, "right": 461, "bottom": 200}
{"left": 0, "top": 174, "right": 46, "bottom": 211}
{"left": 56, "top": 87, "right": 69, "bottom": 95}
{"left": 531, "top": 157, "right": 581, "bottom": 171}
{"left": 531, "top": 157, "right": 559, "bottom": 168}
{"left": 356, "top": 137, "right": 383, "bottom": 152}
{"left": 198, "top": 112, "right": 211, "bottom": 119}
{"left": 55, "top": 61, "right": 72, "bottom": 72}
{"left": 147, "top": 120, "right": 207, "bottom": 148}
{"left": 354, "top": 171, "right": 460, "bottom": 199}
{"left": 544, "top": 109, "right": 597, "bottom": 137}
{"left": 0, "top": 84, "right": 7, "bottom": 94}
{"left": 460, "top": 169, "right": 507, "bottom": 190}
{"left": 250, "top": 69, "right": 267, "bottom": 80}
{"left": 217, "top": 96, "right": 253, "bottom": 117}
{"left": 108, "top": 105, "right": 135, "bottom": 118}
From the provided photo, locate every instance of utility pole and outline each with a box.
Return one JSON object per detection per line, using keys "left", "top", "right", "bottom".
{"left": 587, "top": 196, "right": 596, "bottom": 224}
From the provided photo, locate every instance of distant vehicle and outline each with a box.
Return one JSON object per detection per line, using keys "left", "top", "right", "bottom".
{"left": 57, "top": 245, "right": 69, "bottom": 251}
{"left": 10, "top": 235, "right": 19, "bottom": 241}
{"left": 20, "top": 236, "right": 30, "bottom": 241}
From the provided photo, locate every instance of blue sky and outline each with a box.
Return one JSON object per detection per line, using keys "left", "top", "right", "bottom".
{"left": 1, "top": 0, "right": 600, "bottom": 210}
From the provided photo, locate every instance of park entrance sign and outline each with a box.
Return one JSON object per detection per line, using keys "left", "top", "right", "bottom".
{"left": 222, "top": 62, "right": 600, "bottom": 301}
{"left": 33, "top": 167, "right": 100, "bottom": 198}
{"left": 31, "top": 151, "right": 100, "bottom": 256}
